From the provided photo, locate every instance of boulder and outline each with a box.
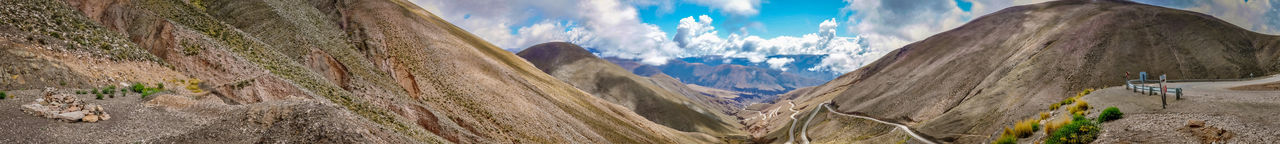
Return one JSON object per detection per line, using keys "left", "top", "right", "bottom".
{"left": 20, "top": 88, "right": 110, "bottom": 123}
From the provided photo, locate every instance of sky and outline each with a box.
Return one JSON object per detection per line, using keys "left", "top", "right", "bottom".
{"left": 409, "top": 0, "right": 1280, "bottom": 73}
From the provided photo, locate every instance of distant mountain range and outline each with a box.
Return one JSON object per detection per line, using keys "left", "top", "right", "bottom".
{"left": 603, "top": 55, "right": 833, "bottom": 98}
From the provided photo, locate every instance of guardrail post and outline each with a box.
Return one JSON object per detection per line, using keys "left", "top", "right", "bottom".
{"left": 1176, "top": 88, "right": 1182, "bottom": 100}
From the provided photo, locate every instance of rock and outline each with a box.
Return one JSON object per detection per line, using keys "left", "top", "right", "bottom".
{"left": 56, "top": 111, "right": 86, "bottom": 121}
{"left": 63, "top": 106, "right": 81, "bottom": 113}
{"left": 100, "top": 114, "right": 110, "bottom": 120}
{"left": 1187, "top": 120, "right": 1205, "bottom": 128}
{"left": 83, "top": 114, "right": 99, "bottom": 122}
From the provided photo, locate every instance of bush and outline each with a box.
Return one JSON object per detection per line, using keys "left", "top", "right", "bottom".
{"left": 1045, "top": 118, "right": 1071, "bottom": 135}
{"left": 1045, "top": 118, "right": 1100, "bottom": 144}
{"left": 96, "top": 93, "right": 103, "bottom": 100}
{"left": 1068, "top": 99, "right": 1090, "bottom": 115}
{"left": 1098, "top": 107, "right": 1123, "bottom": 122}
{"left": 131, "top": 83, "right": 145, "bottom": 93}
{"left": 157, "top": 83, "right": 165, "bottom": 90}
{"left": 1050, "top": 103, "right": 1061, "bottom": 110}
{"left": 1013, "top": 118, "right": 1040, "bottom": 138}
{"left": 1059, "top": 97, "right": 1075, "bottom": 106}
{"left": 0, "top": 91, "right": 6, "bottom": 99}
{"left": 91, "top": 88, "right": 99, "bottom": 94}
{"left": 141, "top": 88, "right": 160, "bottom": 99}
{"left": 993, "top": 134, "right": 1017, "bottom": 144}
{"left": 187, "top": 78, "right": 204, "bottom": 93}
{"left": 1040, "top": 112, "right": 1051, "bottom": 120}
{"left": 1076, "top": 88, "right": 1094, "bottom": 97}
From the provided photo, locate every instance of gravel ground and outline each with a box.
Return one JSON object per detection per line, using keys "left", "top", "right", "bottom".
{"left": 1086, "top": 75, "right": 1280, "bottom": 143}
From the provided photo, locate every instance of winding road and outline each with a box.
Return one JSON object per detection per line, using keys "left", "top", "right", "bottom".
{"left": 785, "top": 101, "right": 940, "bottom": 144}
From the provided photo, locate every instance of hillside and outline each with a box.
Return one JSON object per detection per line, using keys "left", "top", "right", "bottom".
{"left": 0, "top": 0, "right": 714, "bottom": 143}
{"left": 755, "top": 0, "right": 1280, "bottom": 143}
{"left": 516, "top": 42, "right": 744, "bottom": 137}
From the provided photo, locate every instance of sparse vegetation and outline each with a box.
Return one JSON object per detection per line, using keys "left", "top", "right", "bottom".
{"left": 1045, "top": 118, "right": 1071, "bottom": 135}
{"left": 131, "top": 83, "right": 145, "bottom": 93}
{"left": 1040, "top": 112, "right": 1051, "bottom": 120}
{"left": 1098, "top": 107, "right": 1123, "bottom": 122}
{"left": 1076, "top": 88, "right": 1094, "bottom": 97}
{"left": 1013, "top": 118, "right": 1040, "bottom": 138}
{"left": 994, "top": 134, "right": 1017, "bottom": 144}
{"left": 186, "top": 78, "right": 204, "bottom": 93}
{"left": 1050, "top": 103, "right": 1061, "bottom": 110}
{"left": 1067, "top": 99, "right": 1090, "bottom": 115}
{"left": 1045, "top": 115, "right": 1100, "bottom": 144}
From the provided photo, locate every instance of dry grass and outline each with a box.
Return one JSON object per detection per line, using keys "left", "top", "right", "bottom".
{"left": 1068, "top": 99, "right": 1090, "bottom": 115}
{"left": 1013, "top": 118, "right": 1040, "bottom": 138}
{"left": 1044, "top": 118, "right": 1071, "bottom": 136}
{"left": 1040, "top": 112, "right": 1051, "bottom": 120}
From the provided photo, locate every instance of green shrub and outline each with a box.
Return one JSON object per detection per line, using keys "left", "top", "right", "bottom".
{"left": 1098, "top": 107, "right": 1123, "bottom": 122}
{"left": 1045, "top": 118, "right": 1071, "bottom": 135}
{"left": 91, "top": 88, "right": 99, "bottom": 94}
{"left": 141, "top": 88, "right": 159, "bottom": 99}
{"left": 1045, "top": 117, "right": 1099, "bottom": 144}
{"left": 1, "top": 91, "right": 6, "bottom": 99}
{"left": 131, "top": 83, "right": 145, "bottom": 93}
{"left": 993, "top": 134, "right": 1017, "bottom": 144}
{"left": 96, "top": 93, "right": 103, "bottom": 100}
{"left": 157, "top": 83, "right": 165, "bottom": 90}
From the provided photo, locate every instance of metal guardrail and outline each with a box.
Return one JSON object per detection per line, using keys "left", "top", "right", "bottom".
{"left": 1126, "top": 80, "right": 1182, "bottom": 99}
{"left": 1125, "top": 79, "right": 1181, "bottom": 109}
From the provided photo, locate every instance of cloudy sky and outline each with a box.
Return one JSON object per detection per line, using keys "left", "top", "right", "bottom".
{"left": 410, "top": 0, "right": 1280, "bottom": 73}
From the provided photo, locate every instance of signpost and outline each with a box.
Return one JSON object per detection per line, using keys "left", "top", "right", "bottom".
{"left": 1160, "top": 74, "right": 1167, "bottom": 109}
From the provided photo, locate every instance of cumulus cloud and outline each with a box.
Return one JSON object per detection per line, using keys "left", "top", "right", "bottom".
{"left": 672, "top": 16, "right": 877, "bottom": 72}
{"left": 686, "top": 0, "right": 763, "bottom": 16}
{"left": 765, "top": 58, "right": 795, "bottom": 71}
{"left": 411, "top": 0, "right": 683, "bottom": 65}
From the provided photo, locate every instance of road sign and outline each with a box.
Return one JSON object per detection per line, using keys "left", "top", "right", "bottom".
{"left": 1140, "top": 72, "right": 1148, "bottom": 82}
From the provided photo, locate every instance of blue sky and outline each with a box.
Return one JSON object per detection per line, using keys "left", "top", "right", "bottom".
{"left": 411, "top": 0, "right": 1280, "bottom": 73}
{"left": 636, "top": 0, "right": 850, "bottom": 38}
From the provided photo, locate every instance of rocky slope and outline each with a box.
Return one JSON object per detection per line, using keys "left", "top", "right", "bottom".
{"left": 516, "top": 42, "right": 744, "bottom": 137}
{"left": 758, "top": 0, "right": 1280, "bottom": 143}
{"left": 0, "top": 0, "right": 715, "bottom": 143}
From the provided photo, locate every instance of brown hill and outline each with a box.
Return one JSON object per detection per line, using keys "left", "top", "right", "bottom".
{"left": 0, "top": 0, "right": 714, "bottom": 143}
{"left": 766, "top": 0, "right": 1280, "bottom": 143}
{"left": 516, "top": 42, "right": 744, "bottom": 137}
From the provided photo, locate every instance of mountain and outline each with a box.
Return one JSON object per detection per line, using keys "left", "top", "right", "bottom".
{"left": 606, "top": 57, "right": 826, "bottom": 98}
{"left": 676, "top": 55, "right": 840, "bottom": 80}
{"left": 757, "top": 0, "right": 1280, "bottom": 143}
{"left": 516, "top": 42, "right": 744, "bottom": 137}
{"left": 0, "top": 0, "right": 715, "bottom": 143}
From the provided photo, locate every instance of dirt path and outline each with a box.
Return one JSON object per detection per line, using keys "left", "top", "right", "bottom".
{"left": 1087, "top": 75, "right": 1280, "bottom": 143}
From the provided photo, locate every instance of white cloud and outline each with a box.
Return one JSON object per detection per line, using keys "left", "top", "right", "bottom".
{"left": 686, "top": 0, "right": 762, "bottom": 16}
{"left": 1180, "top": 0, "right": 1279, "bottom": 34}
{"left": 765, "top": 58, "right": 795, "bottom": 71}
{"left": 673, "top": 16, "right": 877, "bottom": 72}
{"left": 411, "top": 0, "right": 683, "bottom": 65}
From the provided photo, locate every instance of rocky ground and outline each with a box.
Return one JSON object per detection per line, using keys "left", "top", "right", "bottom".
{"left": 1086, "top": 75, "right": 1280, "bottom": 143}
